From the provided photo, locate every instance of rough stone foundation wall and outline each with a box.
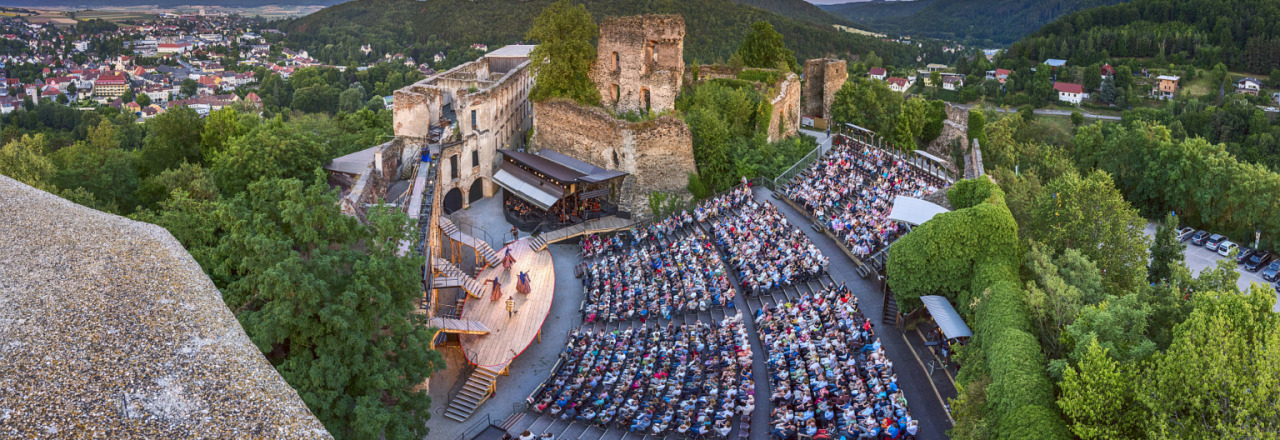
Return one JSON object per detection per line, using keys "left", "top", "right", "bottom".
{"left": 590, "top": 15, "right": 684, "bottom": 114}
{"left": 531, "top": 99, "right": 696, "bottom": 215}
{"left": 768, "top": 72, "right": 802, "bottom": 143}
{"left": 802, "top": 59, "right": 847, "bottom": 120}
{"left": 923, "top": 102, "right": 969, "bottom": 176}
{"left": 393, "top": 84, "right": 444, "bottom": 138}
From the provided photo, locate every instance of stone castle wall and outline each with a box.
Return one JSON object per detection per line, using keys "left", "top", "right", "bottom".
{"left": 532, "top": 99, "right": 696, "bottom": 214}
{"left": 590, "top": 15, "right": 684, "bottom": 115}
{"left": 924, "top": 102, "right": 969, "bottom": 175}
{"left": 767, "top": 72, "right": 802, "bottom": 143}
{"left": 802, "top": 58, "right": 847, "bottom": 120}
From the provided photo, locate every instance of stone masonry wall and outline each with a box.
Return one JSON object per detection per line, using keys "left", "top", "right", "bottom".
{"left": 531, "top": 99, "right": 696, "bottom": 215}
{"left": 590, "top": 15, "right": 684, "bottom": 115}
{"left": 802, "top": 58, "right": 847, "bottom": 120}
{"left": 768, "top": 72, "right": 802, "bottom": 143}
{"left": 923, "top": 102, "right": 969, "bottom": 175}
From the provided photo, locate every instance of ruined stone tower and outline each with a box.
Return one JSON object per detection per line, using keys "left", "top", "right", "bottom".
{"left": 802, "top": 58, "right": 848, "bottom": 120}
{"left": 589, "top": 15, "right": 685, "bottom": 115}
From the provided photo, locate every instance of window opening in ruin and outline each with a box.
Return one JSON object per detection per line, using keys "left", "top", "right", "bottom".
{"left": 470, "top": 109, "right": 477, "bottom": 130}
{"left": 642, "top": 88, "right": 651, "bottom": 114}
{"left": 450, "top": 155, "right": 459, "bottom": 180}
{"left": 472, "top": 150, "right": 480, "bottom": 168}
{"left": 612, "top": 52, "right": 620, "bottom": 73}
{"left": 612, "top": 150, "right": 619, "bottom": 168}
{"left": 611, "top": 84, "right": 620, "bottom": 103}
{"left": 644, "top": 42, "right": 655, "bottom": 74}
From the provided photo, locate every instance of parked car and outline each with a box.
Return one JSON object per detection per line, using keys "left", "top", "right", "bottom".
{"left": 1191, "top": 230, "right": 1210, "bottom": 245}
{"left": 1206, "top": 234, "right": 1227, "bottom": 251}
{"left": 1217, "top": 241, "right": 1238, "bottom": 257}
{"left": 1236, "top": 246, "right": 1256, "bottom": 264}
{"left": 1264, "top": 261, "right": 1280, "bottom": 282}
{"left": 1176, "top": 227, "right": 1196, "bottom": 241}
{"left": 1246, "top": 252, "right": 1273, "bottom": 272}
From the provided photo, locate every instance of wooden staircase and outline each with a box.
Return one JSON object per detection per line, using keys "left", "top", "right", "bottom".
{"left": 432, "top": 257, "right": 487, "bottom": 298}
{"left": 882, "top": 292, "right": 899, "bottom": 327}
{"left": 439, "top": 217, "right": 501, "bottom": 267}
{"left": 444, "top": 366, "right": 501, "bottom": 422}
{"left": 529, "top": 235, "right": 548, "bottom": 252}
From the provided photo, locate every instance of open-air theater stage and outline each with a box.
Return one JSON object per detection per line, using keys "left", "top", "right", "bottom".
{"left": 458, "top": 238, "right": 556, "bottom": 372}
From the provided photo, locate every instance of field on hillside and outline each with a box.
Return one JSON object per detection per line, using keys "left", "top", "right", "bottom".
{"left": 73, "top": 10, "right": 156, "bottom": 21}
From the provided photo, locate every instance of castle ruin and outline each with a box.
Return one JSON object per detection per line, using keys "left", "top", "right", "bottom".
{"left": 590, "top": 15, "right": 685, "bottom": 115}
{"left": 802, "top": 58, "right": 848, "bottom": 121}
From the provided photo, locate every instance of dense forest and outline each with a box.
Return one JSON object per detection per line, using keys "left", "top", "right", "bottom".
{"left": 1006, "top": 0, "right": 1280, "bottom": 74}
{"left": 727, "top": 0, "right": 848, "bottom": 26}
{"left": 280, "top": 0, "right": 937, "bottom": 69}
{"left": 821, "top": 0, "right": 1127, "bottom": 46}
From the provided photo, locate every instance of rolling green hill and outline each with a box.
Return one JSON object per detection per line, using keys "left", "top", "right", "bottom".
{"left": 1004, "top": 0, "right": 1280, "bottom": 74}
{"left": 280, "top": 0, "right": 934, "bottom": 69}
{"left": 822, "top": 0, "right": 1128, "bottom": 45}
{"left": 728, "top": 0, "right": 848, "bottom": 25}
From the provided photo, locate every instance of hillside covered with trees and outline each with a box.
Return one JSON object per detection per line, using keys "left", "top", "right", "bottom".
{"left": 821, "top": 0, "right": 1127, "bottom": 46}
{"left": 728, "top": 0, "right": 848, "bottom": 26}
{"left": 1006, "top": 0, "right": 1280, "bottom": 74}
{"left": 279, "top": 0, "right": 936, "bottom": 70}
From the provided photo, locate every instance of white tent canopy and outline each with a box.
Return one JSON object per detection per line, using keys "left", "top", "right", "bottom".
{"left": 887, "top": 196, "right": 950, "bottom": 226}
{"left": 920, "top": 295, "right": 973, "bottom": 339}
{"left": 492, "top": 169, "right": 561, "bottom": 210}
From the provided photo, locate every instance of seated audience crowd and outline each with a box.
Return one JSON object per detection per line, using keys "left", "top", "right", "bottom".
{"left": 782, "top": 135, "right": 943, "bottom": 258}
{"left": 629, "top": 184, "right": 754, "bottom": 246}
{"left": 582, "top": 232, "right": 735, "bottom": 322}
{"left": 709, "top": 201, "right": 828, "bottom": 295}
{"left": 530, "top": 315, "right": 756, "bottom": 438}
{"left": 756, "top": 284, "right": 918, "bottom": 440}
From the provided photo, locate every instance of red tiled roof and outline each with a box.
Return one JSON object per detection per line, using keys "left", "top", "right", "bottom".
{"left": 995, "top": 69, "right": 1011, "bottom": 77}
{"left": 869, "top": 68, "right": 886, "bottom": 76}
{"left": 887, "top": 77, "right": 909, "bottom": 87}
{"left": 1053, "top": 82, "right": 1083, "bottom": 94}
{"left": 95, "top": 75, "right": 127, "bottom": 85}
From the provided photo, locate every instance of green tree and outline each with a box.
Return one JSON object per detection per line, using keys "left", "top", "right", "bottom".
{"left": 140, "top": 106, "right": 205, "bottom": 176}
{"left": 1028, "top": 170, "right": 1149, "bottom": 293}
{"left": 966, "top": 109, "right": 986, "bottom": 148}
{"left": 200, "top": 107, "right": 257, "bottom": 162}
{"left": 1083, "top": 64, "right": 1102, "bottom": 92}
{"left": 1098, "top": 77, "right": 1117, "bottom": 104}
{"left": 1147, "top": 213, "right": 1185, "bottom": 285}
{"left": 1070, "top": 111, "right": 1084, "bottom": 126}
{"left": 929, "top": 71, "right": 941, "bottom": 88}
{"left": 1270, "top": 68, "right": 1280, "bottom": 88}
{"left": 211, "top": 116, "right": 328, "bottom": 195}
{"left": 891, "top": 97, "right": 928, "bottom": 149}
{"left": 209, "top": 175, "right": 445, "bottom": 440}
{"left": 180, "top": 78, "right": 198, "bottom": 97}
{"left": 525, "top": 0, "right": 600, "bottom": 106}
{"left": 338, "top": 86, "right": 366, "bottom": 113}
{"left": 1018, "top": 104, "right": 1035, "bottom": 121}
{"left": 737, "top": 21, "right": 797, "bottom": 72}
{"left": 0, "top": 134, "right": 55, "bottom": 189}
{"left": 134, "top": 161, "right": 220, "bottom": 209}
{"left": 1057, "top": 342, "right": 1145, "bottom": 440}
{"left": 135, "top": 92, "right": 151, "bottom": 107}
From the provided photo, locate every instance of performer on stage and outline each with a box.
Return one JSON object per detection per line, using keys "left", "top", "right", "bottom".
{"left": 488, "top": 276, "right": 503, "bottom": 301}
{"left": 501, "top": 248, "right": 517, "bottom": 271}
{"left": 517, "top": 271, "right": 531, "bottom": 295}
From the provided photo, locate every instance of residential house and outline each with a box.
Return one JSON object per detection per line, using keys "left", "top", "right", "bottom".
{"left": 994, "top": 69, "right": 1011, "bottom": 84}
{"left": 868, "top": 67, "right": 887, "bottom": 80}
{"left": 1236, "top": 77, "right": 1262, "bottom": 96}
{"left": 157, "top": 43, "right": 190, "bottom": 54}
{"left": 942, "top": 74, "right": 964, "bottom": 91}
{"left": 1100, "top": 63, "right": 1116, "bottom": 78}
{"left": 1151, "top": 75, "right": 1179, "bottom": 100}
{"left": 1054, "top": 82, "right": 1084, "bottom": 104}
{"left": 926, "top": 63, "right": 948, "bottom": 72}
{"left": 886, "top": 77, "right": 911, "bottom": 93}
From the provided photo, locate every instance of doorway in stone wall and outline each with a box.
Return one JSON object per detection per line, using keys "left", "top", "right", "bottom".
{"left": 468, "top": 179, "right": 484, "bottom": 204}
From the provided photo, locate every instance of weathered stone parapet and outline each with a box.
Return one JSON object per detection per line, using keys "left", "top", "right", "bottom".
{"left": 531, "top": 99, "right": 696, "bottom": 214}
{"left": 767, "top": 72, "right": 801, "bottom": 142}
{"left": 590, "top": 15, "right": 685, "bottom": 115}
{"left": 802, "top": 58, "right": 847, "bottom": 120}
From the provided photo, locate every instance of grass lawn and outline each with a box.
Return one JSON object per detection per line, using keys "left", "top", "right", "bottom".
{"left": 74, "top": 10, "right": 156, "bottom": 21}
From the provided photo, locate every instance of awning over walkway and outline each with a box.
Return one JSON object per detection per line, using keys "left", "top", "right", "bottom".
{"left": 492, "top": 166, "right": 562, "bottom": 210}
{"left": 887, "top": 195, "right": 950, "bottom": 226}
{"left": 920, "top": 295, "right": 973, "bottom": 339}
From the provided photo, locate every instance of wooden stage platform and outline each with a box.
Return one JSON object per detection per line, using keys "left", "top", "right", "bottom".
{"left": 459, "top": 238, "right": 556, "bottom": 370}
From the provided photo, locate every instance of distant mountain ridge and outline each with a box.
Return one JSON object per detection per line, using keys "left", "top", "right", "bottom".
{"left": 282, "top": 0, "right": 932, "bottom": 69}
{"left": 821, "top": 0, "right": 1129, "bottom": 45}
{"left": 727, "top": 0, "right": 849, "bottom": 25}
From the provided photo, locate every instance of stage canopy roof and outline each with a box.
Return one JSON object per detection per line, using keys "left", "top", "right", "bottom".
{"left": 887, "top": 195, "right": 951, "bottom": 226}
{"left": 492, "top": 164, "right": 563, "bottom": 210}
{"left": 920, "top": 295, "right": 973, "bottom": 339}
{"left": 501, "top": 149, "right": 627, "bottom": 184}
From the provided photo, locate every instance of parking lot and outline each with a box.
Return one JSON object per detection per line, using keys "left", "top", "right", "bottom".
{"left": 1144, "top": 224, "right": 1280, "bottom": 312}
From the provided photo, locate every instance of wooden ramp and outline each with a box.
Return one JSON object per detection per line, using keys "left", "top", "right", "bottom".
{"left": 439, "top": 216, "right": 501, "bottom": 267}
{"left": 530, "top": 216, "right": 636, "bottom": 251}
{"left": 428, "top": 317, "right": 492, "bottom": 335}
{"left": 443, "top": 366, "right": 502, "bottom": 422}
{"left": 432, "top": 258, "right": 486, "bottom": 298}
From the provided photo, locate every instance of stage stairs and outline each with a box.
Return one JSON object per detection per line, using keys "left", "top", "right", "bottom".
{"left": 439, "top": 216, "right": 502, "bottom": 267}
{"left": 432, "top": 257, "right": 487, "bottom": 298}
{"left": 444, "top": 366, "right": 502, "bottom": 422}
{"left": 427, "top": 317, "right": 491, "bottom": 335}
